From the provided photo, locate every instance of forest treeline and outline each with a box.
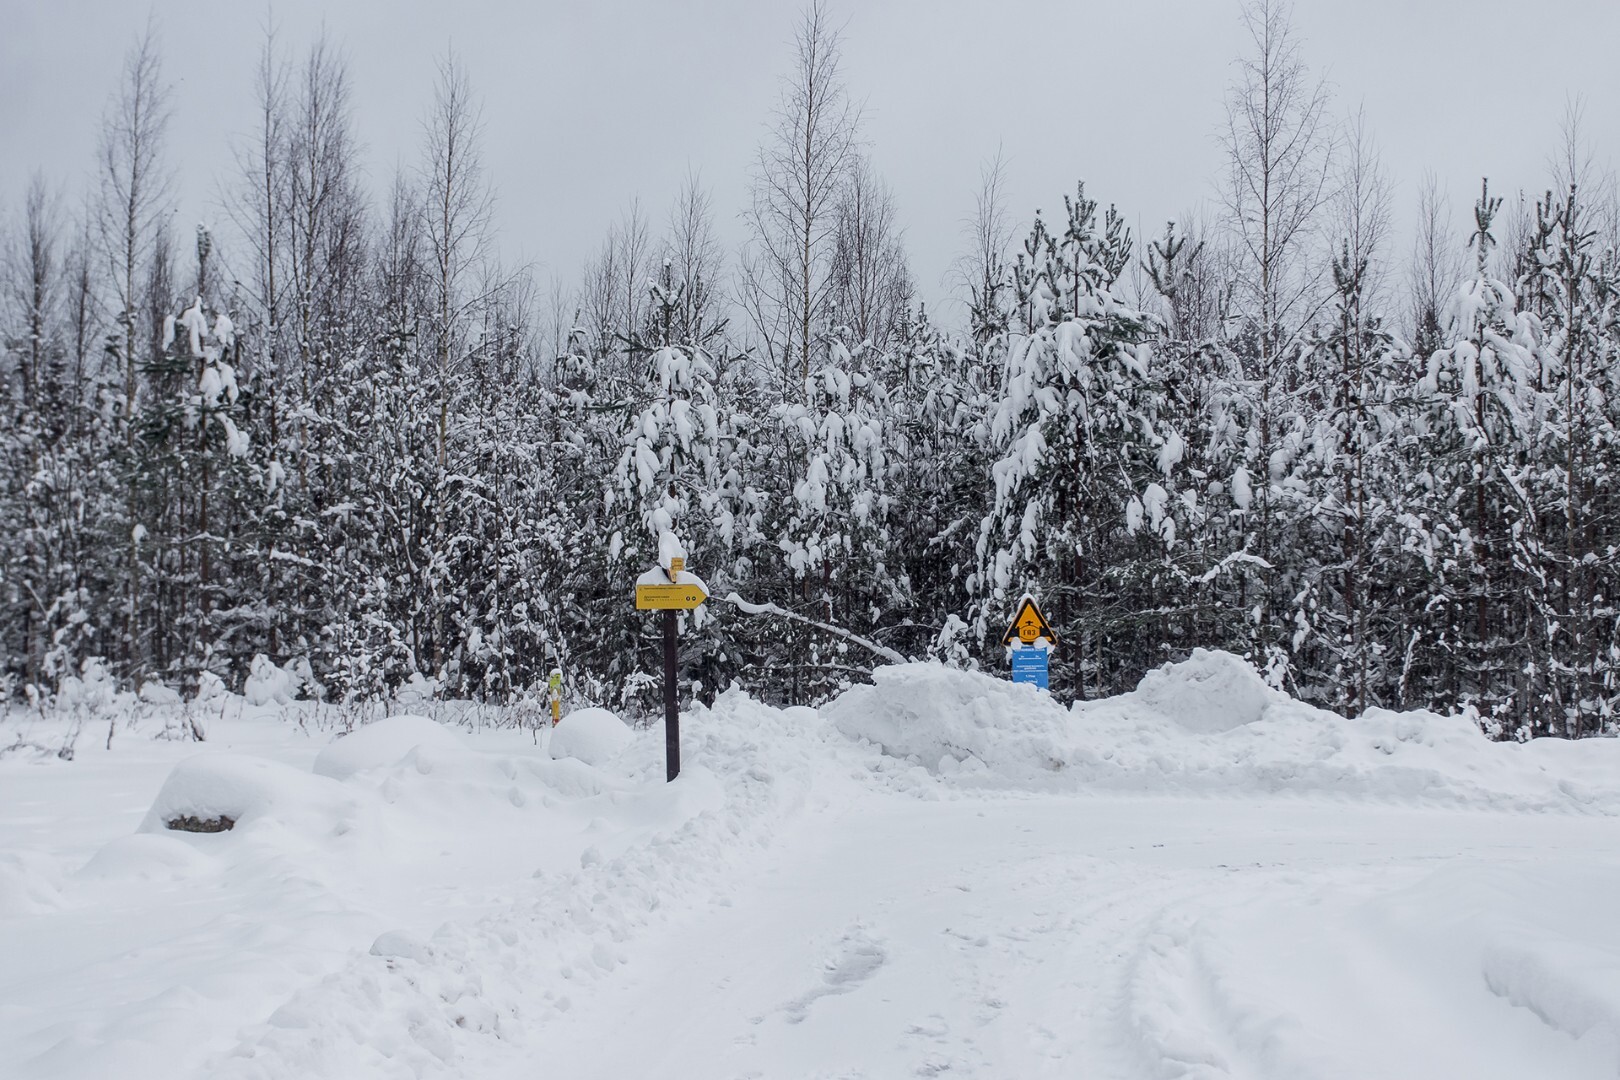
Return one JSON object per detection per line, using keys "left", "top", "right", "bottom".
{"left": 4, "top": 1, "right": 1619, "bottom": 737}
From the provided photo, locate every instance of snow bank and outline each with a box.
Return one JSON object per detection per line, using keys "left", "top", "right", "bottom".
{"left": 548, "top": 707, "right": 634, "bottom": 765}
{"left": 312, "top": 714, "right": 465, "bottom": 780}
{"left": 827, "top": 653, "right": 1620, "bottom": 812}
{"left": 1125, "top": 853, "right": 1620, "bottom": 1079}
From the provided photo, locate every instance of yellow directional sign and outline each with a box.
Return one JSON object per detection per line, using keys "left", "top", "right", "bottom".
{"left": 668, "top": 556, "right": 685, "bottom": 577}
{"left": 1001, "top": 596, "right": 1056, "bottom": 646}
{"left": 635, "top": 582, "right": 708, "bottom": 610}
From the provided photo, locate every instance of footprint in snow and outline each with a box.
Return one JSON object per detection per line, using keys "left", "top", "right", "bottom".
{"left": 781, "top": 928, "right": 889, "bottom": 1023}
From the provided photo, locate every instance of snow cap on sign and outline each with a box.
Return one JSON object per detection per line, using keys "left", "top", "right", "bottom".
{"left": 658, "top": 530, "right": 687, "bottom": 573}
{"left": 635, "top": 565, "right": 710, "bottom": 595}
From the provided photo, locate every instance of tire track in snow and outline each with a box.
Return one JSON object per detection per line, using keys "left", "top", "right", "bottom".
{"left": 517, "top": 798, "right": 1261, "bottom": 1080}
{"left": 957, "top": 855, "right": 1232, "bottom": 1080}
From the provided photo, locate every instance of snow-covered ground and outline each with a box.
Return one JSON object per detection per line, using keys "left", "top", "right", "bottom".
{"left": 5, "top": 651, "right": 1620, "bottom": 1079}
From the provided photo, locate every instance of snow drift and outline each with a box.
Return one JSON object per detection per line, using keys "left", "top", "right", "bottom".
{"left": 826, "top": 650, "right": 1620, "bottom": 812}
{"left": 0, "top": 851, "right": 63, "bottom": 917}
{"left": 312, "top": 714, "right": 467, "bottom": 780}
{"left": 548, "top": 707, "right": 634, "bottom": 765}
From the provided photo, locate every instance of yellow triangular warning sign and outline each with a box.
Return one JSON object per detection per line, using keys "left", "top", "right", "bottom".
{"left": 1001, "top": 596, "right": 1056, "bottom": 646}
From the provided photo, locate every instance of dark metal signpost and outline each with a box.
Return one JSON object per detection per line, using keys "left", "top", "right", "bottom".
{"left": 635, "top": 554, "right": 706, "bottom": 782}
{"left": 662, "top": 608, "right": 678, "bottom": 781}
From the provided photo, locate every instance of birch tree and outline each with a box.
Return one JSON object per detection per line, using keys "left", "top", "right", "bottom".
{"left": 828, "top": 157, "right": 911, "bottom": 357}
{"left": 1220, "top": 0, "right": 1334, "bottom": 369}
{"left": 741, "top": 0, "right": 861, "bottom": 399}
{"left": 1408, "top": 173, "right": 1464, "bottom": 362}
{"left": 420, "top": 50, "right": 493, "bottom": 678}
{"left": 1218, "top": 0, "right": 1334, "bottom": 654}
{"left": 954, "top": 150, "right": 1014, "bottom": 346}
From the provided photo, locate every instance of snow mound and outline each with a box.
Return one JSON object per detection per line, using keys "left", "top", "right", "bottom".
{"left": 826, "top": 662, "right": 1071, "bottom": 782}
{"left": 371, "top": 929, "right": 435, "bottom": 963}
{"left": 139, "top": 753, "right": 362, "bottom": 836}
{"left": 243, "top": 654, "right": 301, "bottom": 707}
{"left": 549, "top": 708, "right": 635, "bottom": 765}
{"left": 313, "top": 715, "right": 465, "bottom": 780}
{"left": 1129, "top": 648, "right": 1285, "bottom": 732}
{"left": 137, "top": 680, "right": 182, "bottom": 706}
{"left": 0, "top": 852, "right": 63, "bottom": 917}
{"left": 828, "top": 661, "right": 1620, "bottom": 812}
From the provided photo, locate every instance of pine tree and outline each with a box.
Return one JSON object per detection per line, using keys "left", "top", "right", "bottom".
{"left": 1406, "top": 181, "right": 1549, "bottom": 729}
{"left": 976, "top": 185, "right": 1170, "bottom": 697}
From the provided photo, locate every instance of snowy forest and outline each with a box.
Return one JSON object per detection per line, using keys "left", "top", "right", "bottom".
{"left": 3, "top": 0, "right": 1618, "bottom": 740}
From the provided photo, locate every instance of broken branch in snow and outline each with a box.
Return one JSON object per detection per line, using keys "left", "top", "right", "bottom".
{"left": 720, "top": 592, "right": 908, "bottom": 665}
{"left": 1197, "top": 550, "right": 1275, "bottom": 584}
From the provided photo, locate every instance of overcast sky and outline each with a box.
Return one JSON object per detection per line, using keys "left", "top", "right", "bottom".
{"left": 4, "top": 0, "right": 1619, "bottom": 317}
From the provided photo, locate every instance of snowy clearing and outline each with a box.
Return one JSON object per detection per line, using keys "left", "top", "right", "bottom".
{"left": 5, "top": 652, "right": 1620, "bottom": 1079}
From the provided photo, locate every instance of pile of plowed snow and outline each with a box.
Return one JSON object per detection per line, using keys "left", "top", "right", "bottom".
{"left": 825, "top": 649, "right": 1620, "bottom": 812}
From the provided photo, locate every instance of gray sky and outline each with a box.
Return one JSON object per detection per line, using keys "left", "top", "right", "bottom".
{"left": 4, "top": 0, "right": 1619, "bottom": 317}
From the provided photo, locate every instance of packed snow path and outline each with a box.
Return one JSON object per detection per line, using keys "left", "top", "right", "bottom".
{"left": 516, "top": 793, "right": 1620, "bottom": 1080}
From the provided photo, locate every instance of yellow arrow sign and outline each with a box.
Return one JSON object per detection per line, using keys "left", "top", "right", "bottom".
{"left": 1001, "top": 596, "right": 1056, "bottom": 646}
{"left": 636, "top": 583, "right": 708, "bottom": 610}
